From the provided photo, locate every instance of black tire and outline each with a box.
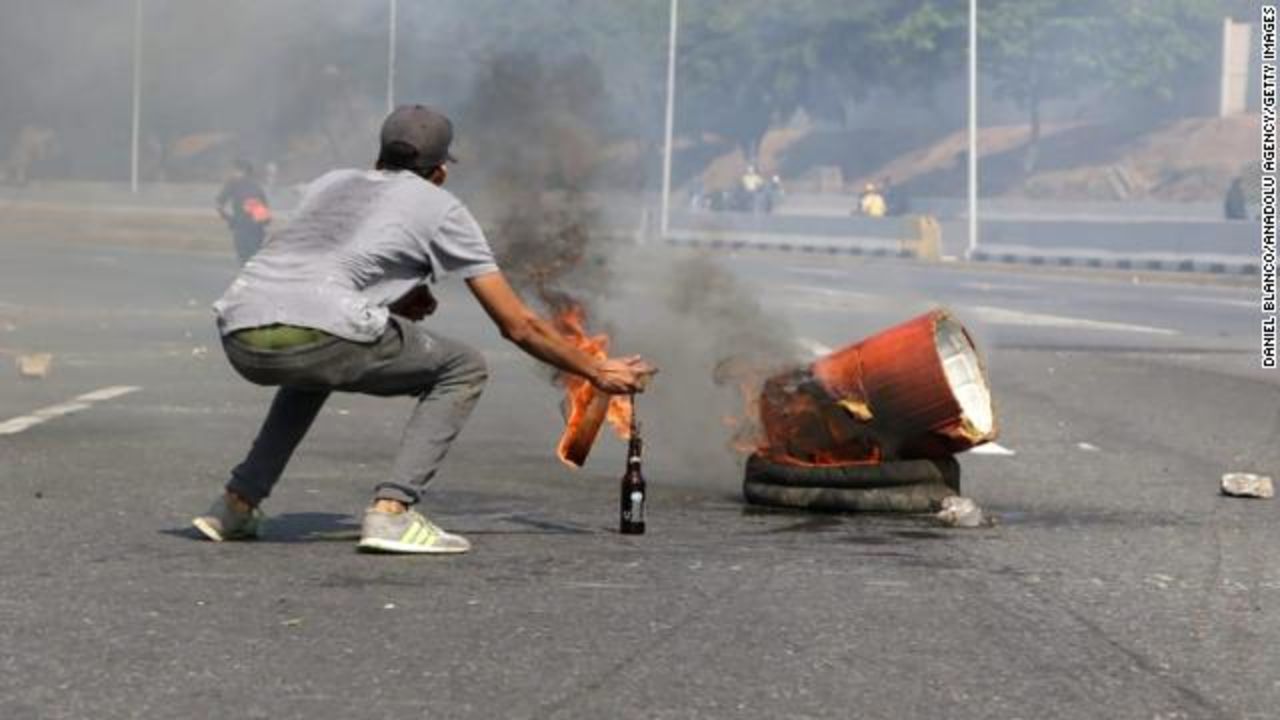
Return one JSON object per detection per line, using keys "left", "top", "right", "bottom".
{"left": 742, "top": 454, "right": 960, "bottom": 513}
{"left": 745, "top": 454, "right": 959, "bottom": 489}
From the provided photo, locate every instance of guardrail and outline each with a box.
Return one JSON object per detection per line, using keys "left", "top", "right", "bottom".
{"left": 942, "top": 218, "right": 1258, "bottom": 274}
{"left": 668, "top": 209, "right": 1258, "bottom": 275}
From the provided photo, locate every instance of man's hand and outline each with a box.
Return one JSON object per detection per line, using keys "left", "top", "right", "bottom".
{"left": 592, "top": 355, "right": 657, "bottom": 395}
{"left": 388, "top": 284, "right": 438, "bottom": 321}
{"left": 466, "top": 272, "right": 658, "bottom": 392}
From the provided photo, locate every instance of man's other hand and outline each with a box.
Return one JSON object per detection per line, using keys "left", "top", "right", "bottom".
{"left": 389, "top": 285, "right": 438, "bottom": 321}
{"left": 593, "top": 355, "right": 657, "bottom": 395}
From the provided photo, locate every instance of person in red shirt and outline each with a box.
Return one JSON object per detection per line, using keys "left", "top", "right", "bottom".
{"left": 215, "top": 159, "right": 271, "bottom": 264}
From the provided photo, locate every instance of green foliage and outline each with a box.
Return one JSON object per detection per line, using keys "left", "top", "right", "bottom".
{"left": 674, "top": 1, "right": 904, "bottom": 155}
{"left": 1102, "top": 0, "right": 1220, "bottom": 101}
{"left": 669, "top": 0, "right": 1220, "bottom": 159}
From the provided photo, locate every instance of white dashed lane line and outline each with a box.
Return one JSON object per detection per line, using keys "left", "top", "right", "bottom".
{"left": 1172, "top": 295, "right": 1255, "bottom": 309}
{"left": 779, "top": 287, "right": 1179, "bottom": 336}
{"left": 0, "top": 385, "right": 141, "bottom": 436}
{"left": 965, "top": 305, "right": 1178, "bottom": 336}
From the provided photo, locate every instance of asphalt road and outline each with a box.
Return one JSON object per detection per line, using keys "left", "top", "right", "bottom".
{"left": 1, "top": 234, "right": 1277, "bottom": 720}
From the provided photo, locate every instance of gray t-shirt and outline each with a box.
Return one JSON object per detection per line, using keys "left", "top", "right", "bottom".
{"left": 213, "top": 169, "right": 499, "bottom": 342}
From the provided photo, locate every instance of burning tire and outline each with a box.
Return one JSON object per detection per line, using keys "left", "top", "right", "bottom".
{"left": 742, "top": 453, "right": 960, "bottom": 513}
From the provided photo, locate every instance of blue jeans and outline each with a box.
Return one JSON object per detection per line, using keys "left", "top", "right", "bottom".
{"left": 221, "top": 318, "right": 488, "bottom": 507}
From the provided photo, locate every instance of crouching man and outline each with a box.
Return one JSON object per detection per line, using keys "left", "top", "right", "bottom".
{"left": 194, "top": 105, "right": 655, "bottom": 554}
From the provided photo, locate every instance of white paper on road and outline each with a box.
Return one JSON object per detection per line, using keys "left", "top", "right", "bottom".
{"left": 968, "top": 442, "right": 1017, "bottom": 456}
{"left": 796, "top": 337, "right": 833, "bottom": 356}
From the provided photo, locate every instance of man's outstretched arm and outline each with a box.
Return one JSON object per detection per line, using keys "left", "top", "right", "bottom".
{"left": 466, "top": 272, "right": 654, "bottom": 394}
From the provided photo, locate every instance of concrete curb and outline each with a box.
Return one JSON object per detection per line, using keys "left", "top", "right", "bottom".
{"left": 666, "top": 234, "right": 916, "bottom": 260}
{"left": 665, "top": 234, "right": 1259, "bottom": 277}
{"left": 968, "top": 249, "right": 1259, "bottom": 276}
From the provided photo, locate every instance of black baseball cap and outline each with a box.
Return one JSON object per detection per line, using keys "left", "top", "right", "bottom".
{"left": 379, "top": 104, "right": 458, "bottom": 169}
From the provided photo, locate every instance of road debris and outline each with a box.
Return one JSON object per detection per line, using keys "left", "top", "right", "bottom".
{"left": 1220, "top": 473, "right": 1274, "bottom": 499}
{"left": 937, "top": 496, "right": 986, "bottom": 528}
{"left": 17, "top": 352, "right": 52, "bottom": 379}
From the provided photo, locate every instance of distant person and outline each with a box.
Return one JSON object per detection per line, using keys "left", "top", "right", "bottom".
{"left": 5, "top": 125, "right": 56, "bottom": 186}
{"left": 1224, "top": 176, "right": 1248, "bottom": 220}
{"left": 216, "top": 160, "right": 272, "bottom": 263}
{"left": 740, "top": 165, "right": 766, "bottom": 214}
{"left": 263, "top": 161, "right": 279, "bottom": 191}
{"left": 880, "top": 175, "right": 909, "bottom": 216}
{"left": 764, "top": 174, "right": 785, "bottom": 214}
{"left": 688, "top": 176, "right": 707, "bottom": 211}
{"left": 193, "top": 105, "right": 655, "bottom": 554}
{"left": 859, "top": 182, "right": 886, "bottom": 218}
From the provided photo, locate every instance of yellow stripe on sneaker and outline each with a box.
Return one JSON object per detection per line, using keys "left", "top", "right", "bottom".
{"left": 410, "top": 525, "right": 428, "bottom": 545}
{"left": 399, "top": 522, "right": 438, "bottom": 546}
{"left": 417, "top": 523, "right": 438, "bottom": 545}
{"left": 400, "top": 522, "right": 422, "bottom": 544}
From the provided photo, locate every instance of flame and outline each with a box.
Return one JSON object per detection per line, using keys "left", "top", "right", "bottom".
{"left": 718, "top": 355, "right": 881, "bottom": 468}
{"left": 552, "top": 301, "right": 631, "bottom": 467}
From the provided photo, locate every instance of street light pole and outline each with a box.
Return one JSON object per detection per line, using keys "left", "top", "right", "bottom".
{"left": 131, "top": 0, "right": 142, "bottom": 193}
{"left": 386, "top": 0, "right": 398, "bottom": 114}
{"left": 659, "top": 0, "right": 679, "bottom": 240}
{"left": 966, "top": 0, "right": 978, "bottom": 259}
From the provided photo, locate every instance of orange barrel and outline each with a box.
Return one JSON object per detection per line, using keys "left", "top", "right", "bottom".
{"left": 760, "top": 309, "right": 996, "bottom": 464}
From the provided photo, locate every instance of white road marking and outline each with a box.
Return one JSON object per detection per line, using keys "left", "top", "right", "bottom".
{"left": 1077, "top": 442, "right": 1101, "bottom": 452}
{"left": 965, "top": 305, "right": 1178, "bottom": 336}
{"left": 968, "top": 442, "right": 1017, "bottom": 456}
{"left": 780, "top": 285, "right": 901, "bottom": 315}
{"left": 787, "top": 267, "right": 851, "bottom": 279}
{"left": 783, "top": 285, "right": 883, "bottom": 304}
{"left": 960, "top": 281, "right": 1038, "bottom": 293}
{"left": 75, "top": 385, "right": 139, "bottom": 402}
{"left": 0, "top": 385, "right": 140, "bottom": 436}
{"left": 779, "top": 287, "right": 1177, "bottom": 337}
{"left": 1173, "top": 295, "right": 1255, "bottom": 309}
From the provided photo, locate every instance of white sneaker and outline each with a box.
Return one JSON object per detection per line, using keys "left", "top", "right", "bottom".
{"left": 357, "top": 508, "right": 470, "bottom": 554}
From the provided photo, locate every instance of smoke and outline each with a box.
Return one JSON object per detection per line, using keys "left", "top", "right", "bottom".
{"left": 0, "top": 0, "right": 397, "bottom": 180}
{"left": 454, "top": 51, "right": 617, "bottom": 310}
{"left": 609, "top": 250, "right": 802, "bottom": 490}
{"left": 447, "top": 47, "right": 798, "bottom": 490}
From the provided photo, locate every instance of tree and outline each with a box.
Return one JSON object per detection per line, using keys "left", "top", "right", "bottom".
{"left": 1100, "top": 0, "right": 1220, "bottom": 104}
{"left": 958, "top": 0, "right": 1218, "bottom": 172}
{"left": 674, "top": 1, "right": 905, "bottom": 159}
{"left": 975, "top": 0, "right": 1114, "bottom": 172}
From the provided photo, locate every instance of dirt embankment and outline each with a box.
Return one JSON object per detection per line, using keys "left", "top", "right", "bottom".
{"left": 687, "top": 114, "right": 1258, "bottom": 202}
{"left": 781, "top": 114, "right": 1259, "bottom": 202}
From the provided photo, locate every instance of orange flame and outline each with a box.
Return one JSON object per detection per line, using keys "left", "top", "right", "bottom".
{"left": 553, "top": 302, "right": 631, "bottom": 467}
{"left": 718, "top": 357, "right": 880, "bottom": 468}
